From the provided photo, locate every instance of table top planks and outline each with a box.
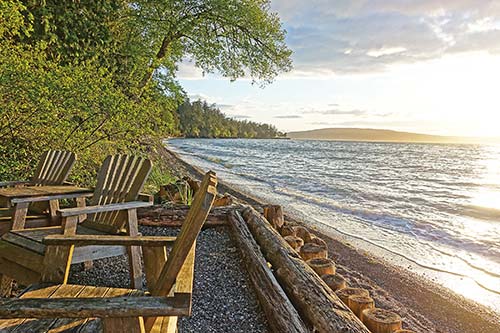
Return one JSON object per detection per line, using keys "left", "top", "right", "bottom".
{"left": 0, "top": 186, "right": 92, "bottom": 199}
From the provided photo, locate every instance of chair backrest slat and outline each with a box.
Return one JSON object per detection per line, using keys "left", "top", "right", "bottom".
{"left": 89, "top": 155, "right": 152, "bottom": 228}
{"left": 31, "top": 150, "right": 76, "bottom": 185}
{"left": 152, "top": 171, "right": 217, "bottom": 297}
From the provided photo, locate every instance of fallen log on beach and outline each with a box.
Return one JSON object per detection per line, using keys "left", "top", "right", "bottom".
{"left": 241, "top": 206, "right": 370, "bottom": 333}
{"left": 227, "top": 210, "right": 309, "bottom": 333}
{"left": 137, "top": 205, "right": 230, "bottom": 227}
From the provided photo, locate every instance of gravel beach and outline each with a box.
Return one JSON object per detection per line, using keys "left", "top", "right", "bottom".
{"left": 69, "top": 226, "right": 269, "bottom": 333}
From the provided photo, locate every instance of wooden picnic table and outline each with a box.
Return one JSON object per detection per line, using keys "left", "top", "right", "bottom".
{"left": 0, "top": 185, "right": 93, "bottom": 230}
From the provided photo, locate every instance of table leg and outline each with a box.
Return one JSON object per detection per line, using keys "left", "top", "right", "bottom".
{"left": 49, "top": 199, "right": 60, "bottom": 226}
{"left": 11, "top": 202, "right": 29, "bottom": 230}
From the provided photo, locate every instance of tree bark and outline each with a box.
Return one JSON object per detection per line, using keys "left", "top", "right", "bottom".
{"left": 241, "top": 206, "right": 370, "bottom": 333}
{"left": 227, "top": 210, "right": 309, "bottom": 333}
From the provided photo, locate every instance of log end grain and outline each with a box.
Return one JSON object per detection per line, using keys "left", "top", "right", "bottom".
{"left": 280, "top": 225, "right": 296, "bottom": 237}
{"left": 336, "top": 287, "right": 370, "bottom": 305}
{"left": 294, "top": 226, "right": 313, "bottom": 243}
{"left": 284, "top": 235, "right": 304, "bottom": 251}
{"left": 307, "top": 236, "right": 328, "bottom": 249}
{"left": 362, "top": 308, "right": 402, "bottom": 333}
{"left": 321, "top": 274, "right": 347, "bottom": 291}
{"left": 300, "top": 243, "right": 328, "bottom": 261}
{"left": 348, "top": 295, "right": 375, "bottom": 318}
{"left": 306, "top": 257, "right": 336, "bottom": 276}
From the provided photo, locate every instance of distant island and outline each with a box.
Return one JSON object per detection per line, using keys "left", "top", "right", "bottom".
{"left": 287, "top": 128, "right": 498, "bottom": 144}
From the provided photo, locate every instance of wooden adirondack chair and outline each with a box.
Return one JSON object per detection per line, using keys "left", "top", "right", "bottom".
{"left": 0, "top": 150, "right": 77, "bottom": 232}
{"left": 0, "top": 171, "right": 217, "bottom": 333}
{"left": 0, "top": 150, "right": 76, "bottom": 189}
{"left": 0, "top": 155, "right": 153, "bottom": 297}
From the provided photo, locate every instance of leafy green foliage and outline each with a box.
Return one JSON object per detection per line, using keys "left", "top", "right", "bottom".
{"left": 0, "top": 0, "right": 292, "bottom": 187}
{"left": 177, "top": 100, "right": 283, "bottom": 138}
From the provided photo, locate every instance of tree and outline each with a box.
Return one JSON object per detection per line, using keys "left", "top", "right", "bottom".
{"left": 133, "top": 0, "right": 292, "bottom": 96}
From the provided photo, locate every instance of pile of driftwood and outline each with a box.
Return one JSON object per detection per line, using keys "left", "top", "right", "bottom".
{"left": 138, "top": 181, "right": 415, "bottom": 333}
{"left": 229, "top": 203, "right": 415, "bottom": 333}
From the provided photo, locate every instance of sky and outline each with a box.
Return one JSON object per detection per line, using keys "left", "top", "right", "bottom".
{"left": 178, "top": 0, "right": 500, "bottom": 137}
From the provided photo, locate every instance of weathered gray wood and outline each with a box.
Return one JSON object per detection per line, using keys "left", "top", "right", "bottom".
{"left": 138, "top": 205, "right": 229, "bottom": 227}
{"left": 43, "top": 235, "right": 176, "bottom": 246}
{"left": 151, "top": 171, "right": 217, "bottom": 297}
{"left": 58, "top": 201, "right": 152, "bottom": 217}
{"left": 10, "top": 202, "right": 29, "bottom": 230}
{"left": 227, "top": 210, "right": 309, "bottom": 333}
{"left": 242, "top": 206, "right": 370, "bottom": 333}
{"left": 10, "top": 191, "right": 93, "bottom": 204}
{"left": 263, "top": 205, "right": 284, "bottom": 229}
{"left": 0, "top": 181, "right": 33, "bottom": 187}
{"left": 143, "top": 245, "right": 168, "bottom": 291}
{"left": 0, "top": 295, "right": 191, "bottom": 318}
{"left": 126, "top": 208, "right": 143, "bottom": 289}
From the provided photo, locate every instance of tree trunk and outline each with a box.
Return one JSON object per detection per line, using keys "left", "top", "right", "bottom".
{"left": 241, "top": 206, "right": 370, "bottom": 333}
{"left": 136, "top": 35, "right": 174, "bottom": 99}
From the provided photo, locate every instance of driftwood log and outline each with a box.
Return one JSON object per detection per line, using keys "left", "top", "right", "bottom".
{"left": 263, "top": 205, "right": 284, "bottom": 229}
{"left": 306, "top": 258, "right": 335, "bottom": 276}
{"left": 362, "top": 308, "right": 402, "bottom": 333}
{"left": 137, "top": 205, "right": 230, "bottom": 227}
{"left": 336, "top": 288, "right": 370, "bottom": 305}
{"left": 227, "top": 210, "right": 308, "bottom": 333}
{"left": 321, "top": 274, "right": 347, "bottom": 291}
{"left": 348, "top": 295, "right": 375, "bottom": 318}
{"left": 284, "top": 235, "right": 304, "bottom": 251}
{"left": 241, "top": 206, "right": 370, "bottom": 333}
{"left": 300, "top": 243, "right": 328, "bottom": 261}
{"left": 280, "top": 225, "right": 296, "bottom": 237}
{"left": 294, "top": 226, "right": 313, "bottom": 243}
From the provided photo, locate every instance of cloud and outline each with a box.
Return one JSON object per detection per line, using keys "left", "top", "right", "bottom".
{"left": 274, "top": 115, "right": 303, "bottom": 119}
{"left": 271, "top": 0, "right": 500, "bottom": 75}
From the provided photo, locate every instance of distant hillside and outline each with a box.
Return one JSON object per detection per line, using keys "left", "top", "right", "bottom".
{"left": 286, "top": 128, "right": 497, "bottom": 144}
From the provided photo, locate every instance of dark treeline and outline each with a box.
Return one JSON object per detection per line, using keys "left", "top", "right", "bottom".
{"left": 177, "top": 100, "right": 284, "bottom": 139}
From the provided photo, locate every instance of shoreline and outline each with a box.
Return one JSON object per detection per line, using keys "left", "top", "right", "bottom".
{"left": 159, "top": 143, "right": 500, "bottom": 333}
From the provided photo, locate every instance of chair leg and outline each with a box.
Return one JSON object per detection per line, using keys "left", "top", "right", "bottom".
{"left": 126, "top": 208, "right": 142, "bottom": 289}
{"left": 0, "top": 274, "right": 13, "bottom": 297}
{"left": 128, "top": 245, "right": 143, "bottom": 289}
{"left": 103, "top": 317, "right": 145, "bottom": 333}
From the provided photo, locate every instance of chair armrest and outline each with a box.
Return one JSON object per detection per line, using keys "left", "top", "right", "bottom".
{"left": 11, "top": 192, "right": 93, "bottom": 204}
{"left": 57, "top": 201, "right": 153, "bottom": 217}
{"left": 42, "top": 235, "right": 176, "bottom": 247}
{"left": 0, "top": 294, "right": 191, "bottom": 319}
{"left": 0, "top": 180, "right": 33, "bottom": 188}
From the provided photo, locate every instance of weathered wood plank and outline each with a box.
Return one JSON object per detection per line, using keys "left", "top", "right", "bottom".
{"left": 58, "top": 201, "right": 153, "bottom": 218}
{"left": 10, "top": 202, "right": 29, "bottom": 230}
{"left": 227, "top": 210, "right": 309, "bottom": 333}
{"left": 43, "top": 235, "right": 176, "bottom": 247}
{"left": 242, "top": 206, "right": 371, "bottom": 333}
{"left": 143, "top": 246, "right": 168, "bottom": 291}
{"left": 0, "top": 240, "right": 45, "bottom": 273}
{"left": 0, "top": 295, "right": 191, "bottom": 318}
{"left": 126, "top": 208, "right": 143, "bottom": 289}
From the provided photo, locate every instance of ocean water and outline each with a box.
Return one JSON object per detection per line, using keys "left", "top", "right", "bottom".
{"left": 167, "top": 138, "right": 500, "bottom": 311}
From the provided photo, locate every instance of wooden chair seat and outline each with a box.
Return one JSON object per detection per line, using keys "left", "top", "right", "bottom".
{"left": 0, "top": 284, "right": 146, "bottom": 333}
{"left": 2, "top": 225, "right": 127, "bottom": 260}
